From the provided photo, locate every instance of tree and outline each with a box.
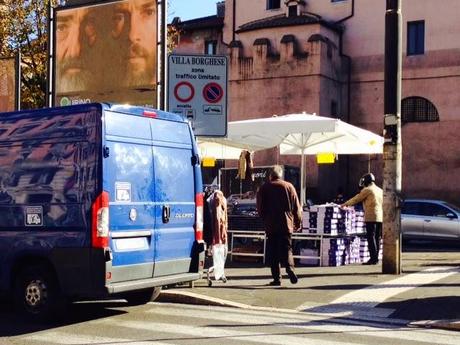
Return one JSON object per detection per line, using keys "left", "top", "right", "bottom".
{"left": 0, "top": 1, "right": 58, "bottom": 109}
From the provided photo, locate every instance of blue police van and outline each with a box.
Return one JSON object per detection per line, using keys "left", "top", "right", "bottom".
{"left": 0, "top": 103, "right": 204, "bottom": 319}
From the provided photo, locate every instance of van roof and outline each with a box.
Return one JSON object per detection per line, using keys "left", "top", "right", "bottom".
{"left": 1, "top": 103, "right": 187, "bottom": 123}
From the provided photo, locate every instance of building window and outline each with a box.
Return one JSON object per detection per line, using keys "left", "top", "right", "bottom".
{"left": 267, "top": 0, "right": 281, "bottom": 10}
{"left": 401, "top": 97, "right": 439, "bottom": 123}
{"left": 288, "top": 5, "right": 297, "bottom": 17}
{"left": 205, "top": 40, "right": 217, "bottom": 55}
{"left": 407, "top": 21, "right": 425, "bottom": 55}
{"left": 330, "top": 100, "right": 338, "bottom": 118}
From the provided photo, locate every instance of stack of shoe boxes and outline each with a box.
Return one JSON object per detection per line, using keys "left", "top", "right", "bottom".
{"left": 300, "top": 205, "right": 374, "bottom": 266}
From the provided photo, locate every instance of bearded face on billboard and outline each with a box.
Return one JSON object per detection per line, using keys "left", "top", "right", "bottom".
{"left": 54, "top": 0, "right": 158, "bottom": 104}
{"left": 56, "top": 7, "right": 100, "bottom": 93}
{"left": 110, "top": 0, "right": 157, "bottom": 88}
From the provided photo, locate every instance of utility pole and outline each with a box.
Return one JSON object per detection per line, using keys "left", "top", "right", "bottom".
{"left": 382, "top": 0, "right": 402, "bottom": 274}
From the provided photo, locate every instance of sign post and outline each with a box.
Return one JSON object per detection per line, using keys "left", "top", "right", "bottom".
{"left": 168, "top": 54, "right": 228, "bottom": 137}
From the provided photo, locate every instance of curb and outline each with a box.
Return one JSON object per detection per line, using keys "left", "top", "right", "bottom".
{"left": 158, "top": 290, "right": 298, "bottom": 314}
{"left": 157, "top": 290, "right": 251, "bottom": 309}
{"left": 157, "top": 290, "right": 409, "bottom": 326}
{"left": 409, "top": 320, "right": 460, "bottom": 332}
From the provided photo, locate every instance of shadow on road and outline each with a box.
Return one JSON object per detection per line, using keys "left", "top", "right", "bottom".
{"left": 0, "top": 299, "right": 127, "bottom": 337}
{"left": 382, "top": 296, "right": 460, "bottom": 321}
{"left": 226, "top": 271, "right": 383, "bottom": 281}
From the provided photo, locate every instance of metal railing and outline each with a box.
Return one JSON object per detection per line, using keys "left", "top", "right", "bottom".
{"left": 228, "top": 230, "right": 326, "bottom": 265}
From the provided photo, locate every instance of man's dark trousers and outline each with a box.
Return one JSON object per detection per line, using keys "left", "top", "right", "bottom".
{"left": 266, "top": 232, "right": 295, "bottom": 281}
{"left": 365, "top": 222, "right": 382, "bottom": 263}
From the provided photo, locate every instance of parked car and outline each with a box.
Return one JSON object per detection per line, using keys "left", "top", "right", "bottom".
{"left": 229, "top": 199, "right": 258, "bottom": 216}
{"left": 401, "top": 199, "right": 460, "bottom": 241}
{"left": 227, "top": 193, "right": 258, "bottom": 216}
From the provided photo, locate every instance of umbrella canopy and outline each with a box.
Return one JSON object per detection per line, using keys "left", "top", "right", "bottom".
{"left": 199, "top": 113, "right": 383, "bottom": 204}
{"left": 279, "top": 118, "right": 383, "bottom": 155}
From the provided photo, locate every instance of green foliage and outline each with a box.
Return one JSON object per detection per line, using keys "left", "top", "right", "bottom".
{"left": 0, "top": 0, "right": 56, "bottom": 109}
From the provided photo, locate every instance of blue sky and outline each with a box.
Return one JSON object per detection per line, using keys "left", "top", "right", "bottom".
{"left": 169, "top": 0, "right": 220, "bottom": 22}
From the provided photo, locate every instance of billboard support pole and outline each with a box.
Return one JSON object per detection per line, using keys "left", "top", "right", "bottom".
{"left": 159, "top": 0, "right": 167, "bottom": 110}
{"left": 15, "top": 51, "right": 21, "bottom": 111}
{"left": 46, "top": 2, "right": 54, "bottom": 108}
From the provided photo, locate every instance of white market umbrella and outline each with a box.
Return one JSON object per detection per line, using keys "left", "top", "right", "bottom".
{"left": 199, "top": 113, "right": 383, "bottom": 205}
{"left": 197, "top": 138, "right": 264, "bottom": 160}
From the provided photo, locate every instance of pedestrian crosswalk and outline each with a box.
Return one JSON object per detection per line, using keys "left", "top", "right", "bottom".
{"left": 297, "top": 266, "right": 460, "bottom": 322}
{"left": 5, "top": 303, "right": 460, "bottom": 345}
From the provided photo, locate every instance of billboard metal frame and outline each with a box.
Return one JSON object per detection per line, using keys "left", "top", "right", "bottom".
{"left": 47, "top": 0, "right": 165, "bottom": 109}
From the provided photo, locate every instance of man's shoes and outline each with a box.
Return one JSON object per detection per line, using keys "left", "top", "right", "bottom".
{"left": 287, "top": 270, "right": 298, "bottom": 284}
{"left": 267, "top": 280, "right": 281, "bottom": 286}
{"left": 363, "top": 260, "right": 379, "bottom": 265}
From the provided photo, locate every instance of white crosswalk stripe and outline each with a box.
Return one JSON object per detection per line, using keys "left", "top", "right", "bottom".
{"left": 21, "top": 332, "right": 129, "bottom": 344}
{"left": 330, "top": 266, "right": 459, "bottom": 306}
{"left": 143, "top": 304, "right": 460, "bottom": 345}
{"left": 96, "top": 319, "right": 348, "bottom": 345}
{"left": 297, "top": 266, "right": 460, "bottom": 321}
{"left": 14, "top": 303, "right": 459, "bottom": 345}
{"left": 20, "top": 330, "right": 176, "bottom": 345}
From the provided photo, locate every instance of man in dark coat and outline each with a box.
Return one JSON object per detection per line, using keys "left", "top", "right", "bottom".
{"left": 256, "top": 165, "right": 302, "bottom": 286}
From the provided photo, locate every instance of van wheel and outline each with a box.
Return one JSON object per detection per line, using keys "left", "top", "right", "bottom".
{"left": 124, "top": 287, "right": 162, "bottom": 306}
{"left": 14, "top": 265, "right": 65, "bottom": 321}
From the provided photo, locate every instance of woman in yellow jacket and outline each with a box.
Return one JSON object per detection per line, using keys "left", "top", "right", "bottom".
{"left": 341, "top": 173, "right": 383, "bottom": 265}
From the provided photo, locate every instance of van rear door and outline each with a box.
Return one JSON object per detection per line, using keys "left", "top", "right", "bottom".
{"left": 103, "top": 111, "right": 156, "bottom": 282}
{"left": 151, "top": 119, "right": 196, "bottom": 277}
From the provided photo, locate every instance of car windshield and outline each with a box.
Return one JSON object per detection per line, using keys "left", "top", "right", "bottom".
{"left": 442, "top": 202, "right": 460, "bottom": 213}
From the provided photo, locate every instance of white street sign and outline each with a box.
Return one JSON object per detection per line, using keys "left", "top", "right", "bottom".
{"left": 168, "top": 54, "right": 228, "bottom": 136}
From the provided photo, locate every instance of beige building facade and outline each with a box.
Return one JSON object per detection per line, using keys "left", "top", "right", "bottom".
{"left": 173, "top": 0, "right": 460, "bottom": 203}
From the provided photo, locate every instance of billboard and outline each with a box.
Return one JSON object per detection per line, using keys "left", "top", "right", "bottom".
{"left": 53, "top": 0, "right": 158, "bottom": 108}
{"left": 0, "top": 57, "right": 17, "bottom": 112}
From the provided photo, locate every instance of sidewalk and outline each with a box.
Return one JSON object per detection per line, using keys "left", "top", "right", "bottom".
{"left": 158, "top": 251, "right": 460, "bottom": 331}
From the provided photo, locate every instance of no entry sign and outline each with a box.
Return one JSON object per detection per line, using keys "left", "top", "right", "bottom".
{"left": 168, "top": 54, "right": 228, "bottom": 137}
{"left": 174, "top": 81, "right": 195, "bottom": 103}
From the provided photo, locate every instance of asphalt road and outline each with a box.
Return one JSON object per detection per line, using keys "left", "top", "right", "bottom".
{"left": 0, "top": 242, "right": 459, "bottom": 345}
{"left": 1, "top": 301, "right": 459, "bottom": 345}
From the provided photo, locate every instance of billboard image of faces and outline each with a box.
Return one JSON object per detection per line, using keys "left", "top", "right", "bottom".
{"left": 54, "top": 0, "right": 158, "bottom": 108}
{"left": 0, "top": 58, "right": 17, "bottom": 112}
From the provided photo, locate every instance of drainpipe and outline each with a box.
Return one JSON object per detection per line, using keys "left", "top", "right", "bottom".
{"left": 232, "top": 0, "right": 236, "bottom": 42}
{"left": 335, "top": 0, "right": 354, "bottom": 123}
{"left": 336, "top": 0, "right": 355, "bottom": 24}
{"left": 334, "top": 0, "right": 354, "bottom": 196}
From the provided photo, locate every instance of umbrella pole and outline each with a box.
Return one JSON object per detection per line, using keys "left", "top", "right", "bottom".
{"left": 300, "top": 151, "right": 306, "bottom": 206}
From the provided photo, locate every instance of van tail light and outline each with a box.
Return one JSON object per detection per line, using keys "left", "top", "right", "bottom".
{"left": 195, "top": 193, "right": 204, "bottom": 242}
{"left": 92, "top": 191, "right": 110, "bottom": 248}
